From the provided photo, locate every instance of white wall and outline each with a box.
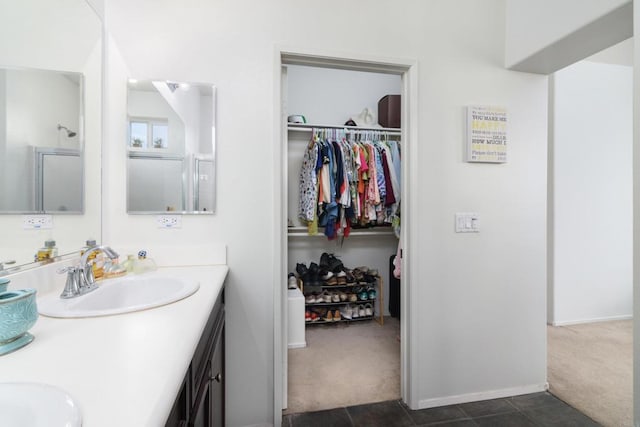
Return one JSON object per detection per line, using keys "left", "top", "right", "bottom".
{"left": 549, "top": 61, "right": 632, "bottom": 325}
{"left": 505, "top": 0, "right": 632, "bottom": 73}
{"left": 104, "top": 1, "right": 548, "bottom": 425}
{"left": 286, "top": 65, "right": 401, "bottom": 125}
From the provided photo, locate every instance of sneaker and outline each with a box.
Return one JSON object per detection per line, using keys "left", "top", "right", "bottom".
{"left": 338, "top": 291, "right": 347, "bottom": 302}
{"left": 305, "top": 294, "right": 316, "bottom": 304}
{"left": 288, "top": 273, "right": 298, "bottom": 289}
{"left": 333, "top": 309, "right": 341, "bottom": 321}
{"left": 321, "top": 290, "right": 332, "bottom": 303}
{"left": 352, "top": 305, "right": 359, "bottom": 319}
{"left": 368, "top": 287, "right": 377, "bottom": 299}
{"left": 308, "top": 262, "right": 321, "bottom": 286}
{"left": 364, "top": 303, "right": 373, "bottom": 316}
{"left": 342, "top": 305, "right": 353, "bottom": 320}
{"left": 331, "top": 292, "right": 340, "bottom": 303}
{"left": 336, "top": 270, "right": 347, "bottom": 285}
{"left": 358, "top": 304, "right": 366, "bottom": 317}
{"left": 324, "top": 310, "right": 333, "bottom": 322}
{"left": 305, "top": 310, "right": 311, "bottom": 322}
{"left": 348, "top": 293, "right": 358, "bottom": 302}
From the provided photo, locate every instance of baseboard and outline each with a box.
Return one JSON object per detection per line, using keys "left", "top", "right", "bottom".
{"left": 287, "top": 341, "right": 307, "bottom": 349}
{"left": 550, "top": 314, "right": 632, "bottom": 326}
{"left": 416, "top": 383, "right": 547, "bottom": 409}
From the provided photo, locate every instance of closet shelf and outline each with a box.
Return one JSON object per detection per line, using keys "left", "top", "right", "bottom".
{"left": 288, "top": 226, "right": 395, "bottom": 237}
{"left": 287, "top": 123, "right": 401, "bottom": 135}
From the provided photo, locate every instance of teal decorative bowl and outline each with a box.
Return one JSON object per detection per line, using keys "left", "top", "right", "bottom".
{"left": 0, "top": 278, "right": 9, "bottom": 293}
{"left": 0, "top": 289, "right": 38, "bottom": 356}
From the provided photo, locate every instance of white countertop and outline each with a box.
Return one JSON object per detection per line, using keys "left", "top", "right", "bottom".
{"left": 0, "top": 265, "right": 228, "bottom": 427}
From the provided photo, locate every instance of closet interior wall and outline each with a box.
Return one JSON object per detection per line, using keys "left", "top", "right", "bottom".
{"left": 286, "top": 65, "right": 402, "bottom": 317}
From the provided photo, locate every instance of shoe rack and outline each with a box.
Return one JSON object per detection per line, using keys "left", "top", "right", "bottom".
{"left": 303, "top": 276, "right": 384, "bottom": 326}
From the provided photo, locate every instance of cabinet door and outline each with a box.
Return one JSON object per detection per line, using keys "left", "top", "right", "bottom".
{"left": 190, "top": 361, "right": 212, "bottom": 427}
{"left": 209, "top": 324, "right": 225, "bottom": 427}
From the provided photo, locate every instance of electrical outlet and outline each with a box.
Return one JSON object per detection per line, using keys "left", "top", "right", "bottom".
{"left": 23, "top": 215, "right": 53, "bottom": 229}
{"left": 156, "top": 215, "right": 181, "bottom": 229}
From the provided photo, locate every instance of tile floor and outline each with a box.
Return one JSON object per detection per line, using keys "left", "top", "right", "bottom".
{"left": 283, "top": 392, "right": 602, "bottom": 427}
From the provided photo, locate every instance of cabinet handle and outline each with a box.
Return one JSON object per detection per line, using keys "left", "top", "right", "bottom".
{"left": 210, "top": 372, "right": 222, "bottom": 383}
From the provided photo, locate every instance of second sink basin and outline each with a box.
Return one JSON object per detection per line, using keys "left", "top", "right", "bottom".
{"left": 0, "top": 382, "right": 81, "bottom": 427}
{"left": 38, "top": 272, "right": 199, "bottom": 318}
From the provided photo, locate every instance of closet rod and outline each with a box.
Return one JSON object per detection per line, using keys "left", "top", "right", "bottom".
{"left": 288, "top": 123, "right": 401, "bottom": 135}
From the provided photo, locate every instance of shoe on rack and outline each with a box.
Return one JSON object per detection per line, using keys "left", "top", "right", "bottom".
{"left": 305, "top": 310, "right": 311, "bottom": 322}
{"left": 308, "top": 262, "right": 321, "bottom": 286}
{"left": 364, "top": 303, "right": 373, "bottom": 317}
{"left": 352, "top": 268, "right": 365, "bottom": 282}
{"left": 348, "top": 293, "right": 358, "bottom": 302}
{"left": 367, "top": 287, "right": 377, "bottom": 299}
{"left": 324, "top": 310, "right": 333, "bottom": 322}
{"left": 310, "top": 311, "right": 320, "bottom": 322}
{"left": 305, "top": 294, "right": 316, "bottom": 304}
{"left": 344, "top": 269, "right": 355, "bottom": 284}
{"left": 358, "top": 289, "right": 369, "bottom": 301}
{"left": 321, "top": 290, "right": 332, "bottom": 303}
{"left": 327, "top": 254, "right": 344, "bottom": 273}
{"left": 336, "top": 270, "right": 347, "bottom": 285}
{"left": 342, "top": 305, "right": 353, "bottom": 320}
{"left": 296, "top": 263, "right": 308, "bottom": 277}
{"left": 333, "top": 309, "right": 341, "bottom": 321}
{"left": 331, "top": 292, "right": 340, "bottom": 303}
{"left": 352, "top": 305, "right": 359, "bottom": 319}
{"left": 358, "top": 304, "right": 366, "bottom": 317}
{"left": 320, "top": 268, "right": 334, "bottom": 281}
{"left": 288, "top": 273, "right": 298, "bottom": 289}
{"left": 320, "top": 252, "right": 331, "bottom": 269}
{"left": 338, "top": 291, "right": 347, "bottom": 302}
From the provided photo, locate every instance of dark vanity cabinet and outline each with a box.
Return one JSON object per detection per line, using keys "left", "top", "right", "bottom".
{"left": 166, "top": 290, "right": 225, "bottom": 427}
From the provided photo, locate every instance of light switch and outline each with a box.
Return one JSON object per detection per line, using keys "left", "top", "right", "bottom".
{"left": 455, "top": 212, "right": 479, "bottom": 233}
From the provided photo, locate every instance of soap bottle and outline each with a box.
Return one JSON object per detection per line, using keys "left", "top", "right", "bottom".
{"left": 36, "top": 239, "right": 57, "bottom": 263}
{"left": 103, "top": 257, "right": 127, "bottom": 279}
{"left": 81, "top": 239, "right": 104, "bottom": 280}
{"left": 133, "top": 250, "right": 157, "bottom": 274}
{"left": 122, "top": 254, "right": 136, "bottom": 273}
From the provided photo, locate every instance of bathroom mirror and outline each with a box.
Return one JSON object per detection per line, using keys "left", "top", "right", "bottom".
{"left": 0, "top": 67, "right": 84, "bottom": 214}
{"left": 0, "top": 0, "right": 102, "bottom": 269}
{"left": 126, "top": 80, "right": 216, "bottom": 214}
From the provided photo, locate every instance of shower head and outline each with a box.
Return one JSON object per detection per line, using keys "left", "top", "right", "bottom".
{"left": 57, "top": 124, "right": 77, "bottom": 138}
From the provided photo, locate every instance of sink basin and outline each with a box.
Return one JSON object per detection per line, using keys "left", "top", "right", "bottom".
{"left": 38, "top": 273, "right": 199, "bottom": 318}
{"left": 0, "top": 382, "right": 81, "bottom": 426}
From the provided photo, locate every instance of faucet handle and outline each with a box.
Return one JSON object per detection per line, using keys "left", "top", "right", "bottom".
{"left": 0, "top": 260, "right": 16, "bottom": 270}
{"left": 57, "top": 266, "right": 75, "bottom": 274}
{"left": 59, "top": 266, "right": 80, "bottom": 299}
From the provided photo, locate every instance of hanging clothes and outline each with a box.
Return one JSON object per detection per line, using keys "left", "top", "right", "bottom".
{"left": 298, "top": 128, "right": 401, "bottom": 239}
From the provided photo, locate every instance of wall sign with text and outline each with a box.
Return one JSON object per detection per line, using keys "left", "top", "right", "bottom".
{"left": 466, "top": 105, "right": 507, "bottom": 163}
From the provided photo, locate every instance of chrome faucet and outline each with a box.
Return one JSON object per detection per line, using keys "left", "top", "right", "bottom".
{"left": 59, "top": 245, "right": 119, "bottom": 299}
{"left": 0, "top": 260, "right": 16, "bottom": 276}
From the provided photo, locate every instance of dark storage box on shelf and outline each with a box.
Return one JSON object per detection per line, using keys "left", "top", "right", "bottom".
{"left": 378, "top": 94, "right": 401, "bottom": 128}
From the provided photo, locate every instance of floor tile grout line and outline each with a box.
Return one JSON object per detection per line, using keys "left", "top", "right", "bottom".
{"left": 394, "top": 399, "right": 418, "bottom": 426}
{"left": 343, "top": 405, "right": 356, "bottom": 427}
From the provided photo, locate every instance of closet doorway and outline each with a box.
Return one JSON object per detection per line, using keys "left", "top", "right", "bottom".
{"left": 273, "top": 50, "right": 418, "bottom": 425}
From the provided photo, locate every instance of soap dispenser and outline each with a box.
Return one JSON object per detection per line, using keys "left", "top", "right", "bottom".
{"left": 133, "top": 250, "right": 157, "bottom": 274}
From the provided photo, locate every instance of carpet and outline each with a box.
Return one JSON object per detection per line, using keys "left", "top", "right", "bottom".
{"left": 286, "top": 316, "right": 401, "bottom": 414}
{"left": 547, "top": 320, "right": 632, "bottom": 427}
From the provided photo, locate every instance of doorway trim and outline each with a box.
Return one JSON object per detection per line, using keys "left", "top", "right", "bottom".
{"left": 272, "top": 46, "right": 419, "bottom": 426}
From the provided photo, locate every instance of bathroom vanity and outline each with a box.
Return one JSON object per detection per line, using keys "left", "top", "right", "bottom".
{"left": 167, "top": 280, "right": 225, "bottom": 427}
{"left": 0, "top": 264, "right": 228, "bottom": 427}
